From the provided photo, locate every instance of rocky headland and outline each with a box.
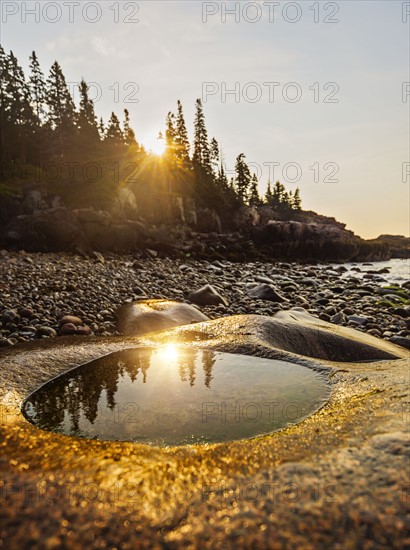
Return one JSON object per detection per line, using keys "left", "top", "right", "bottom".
{"left": 1, "top": 189, "right": 408, "bottom": 262}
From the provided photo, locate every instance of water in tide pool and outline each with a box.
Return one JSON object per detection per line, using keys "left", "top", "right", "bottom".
{"left": 322, "top": 258, "right": 410, "bottom": 285}
{"left": 22, "top": 347, "right": 330, "bottom": 446}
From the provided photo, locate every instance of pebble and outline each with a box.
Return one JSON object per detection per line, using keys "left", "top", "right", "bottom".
{"left": 367, "top": 328, "right": 382, "bottom": 337}
{"left": 389, "top": 336, "right": 410, "bottom": 350}
{"left": 330, "top": 312, "right": 347, "bottom": 325}
{"left": 247, "top": 284, "right": 288, "bottom": 303}
{"left": 59, "top": 323, "right": 78, "bottom": 336}
{"left": 0, "top": 338, "right": 14, "bottom": 347}
{"left": 59, "top": 315, "right": 83, "bottom": 326}
{"left": 348, "top": 315, "right": 368, "bottom": 326}
{"left": 0, "top": 253, "right": 408, "bottom": 347}
{"left": 187, "top": 284, "right": 228, "bottom": 307}
{"left": 37, "top": 326, "right": 57, "bottom": 337}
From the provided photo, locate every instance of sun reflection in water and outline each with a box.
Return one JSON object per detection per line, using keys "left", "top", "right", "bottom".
{"left": 155, "top": 343, "right": 179, "bottom": 363}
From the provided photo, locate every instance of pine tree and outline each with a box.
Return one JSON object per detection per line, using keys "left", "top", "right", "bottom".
{"left": 235, "top": 153, "right": 252, "bottom": 202}
{"left": 175, "top": 100, "right": 190, "bottom": 164}
{"left": 98, "top": 117, "right": 105, "bottom": 139}
{"left": 46, "top": 61, "right": 76, "bottom": 156}
{"left": 165, "top": 111, "right": 176, "bottom": 160}
{"left": 288, "top": 190, "right": 293, "bottom": 208}
{"left": 123, "top": 109, "right": 137, "bottom": 147}
{"left": 210, "top": 137, "right": 219, "bottom": 175}
{"left": 272, "top": 181, "right": 285, "bottom": 209}
{"left": 78, "top": 79, "right": 99, "bottom": 143}
{"left": 265, "top": 181, "right": 273, "bottom": 205}
{"left": 249, "top": 174, "right": 260, "bottom": 206}
{"left": 29, "top": 51, "right": 46, "bottom": 124}
{"left": 47, "top": 61, "right": 76, "bottom": 129}
{"left": 193, "top": 98, "right": 211, "bottom": 173}
{"left": 0, "top": 46, "right": 10, "bottom": 109}
{"left": 6, "top": 51, "right": 35, "bottom": 163}
{"left": 0, "top": 46, "right": 10, "bottom": 168}
{"left": 293, "top": 187, "right": 302, "bottom": 210}
{"left": 7, "top": 51, "right": 33, "bottom": 126}
{"left": 105, "top": 112, "right": 123, "bottom": 144}
{"left": 192, "top": 98, "right": 214, "bottom": 204}
{"left": 217, "top": 163, "right": 228, "bottom": 190}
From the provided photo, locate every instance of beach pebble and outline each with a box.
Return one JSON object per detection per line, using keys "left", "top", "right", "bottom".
{"left": 37, "top": 326, "right": 57, "bottom": 337}
{"left": 59, "top": 323, "right": 78, "bottom": 335}
{"left": 388, "top": 336, "right": 410, "bottom": 350}
{"left": 59, "top": 315, "right": 83, "bottom": 326}
{"left": 248, "top": 284, "right": 288, "bottom": 303}
{"left": 188, "top": 284, "right": 228, "bottom": 306}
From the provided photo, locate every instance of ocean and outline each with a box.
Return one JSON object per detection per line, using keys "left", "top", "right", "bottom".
{"left": 320, "top": 258, "right": 410, "bottom": 286}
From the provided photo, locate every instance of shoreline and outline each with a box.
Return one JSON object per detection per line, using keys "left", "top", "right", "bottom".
{"left": 1, "top": 251, "right": 409, "bottom": 350}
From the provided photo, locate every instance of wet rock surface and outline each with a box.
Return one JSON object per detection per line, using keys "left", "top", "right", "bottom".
{"left": 0, "top": 316, "right": 408, "bottom": 548}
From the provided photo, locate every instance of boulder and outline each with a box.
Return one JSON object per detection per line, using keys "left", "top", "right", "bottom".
{"left": 348, "top": 315, "right": 368, "bottom": 326}
{"left": 21, "top": 189, "right": 48, "bottom": 213}
{"left": 0, "top": 195, "right": 22, "bottom": 230}
{"left": 116, "top": 299, "right": 209, "bottom": 336}
{"left": 372, "top": 234, "right": 410, "bottom": 258}
{"left": 111, "top": 188, "right": 138, "bottom": 220}
{"left": 3, "top": 208, "right": 88, "bottom": 252}
{"left": 330, "top": 312, "right": 347, "bottom": 325}
{"left": 257, "top": 205, "right": 276, "bottom": 227}
{"left": 76, "top": 208, "right": 112, "bottom": 225}
{"left": 183, "top": 197, "right": 197, "bottom": 226}
{"left": 59, "top": 323, "right": 78, "bottom": 335}
{"left": 59, "top": 323, "right": 92, "bottom": 336}
{"left": 169, "top": 197, "right": 186, "bottom": 224}
{"left": 75, "top": 209, "right": 140, "bottom": 252}
{"left": 233, "top": 206, "right": 260, "bottom": 229}
{"left": 196, "top": 208, "right": 222, "bottom": 234}
{"left": 0, "top": 313, "right": 408, "bottom": 549}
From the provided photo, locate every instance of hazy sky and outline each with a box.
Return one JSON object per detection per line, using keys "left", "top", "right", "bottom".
{"left": 1, "top": 0, "right": 409, "bottom": 238}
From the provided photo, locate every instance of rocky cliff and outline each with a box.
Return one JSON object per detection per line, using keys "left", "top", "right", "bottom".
{"left": 0, "top": 189, "right": 401, "bottom": 262}
{"left": 371, "top": 234, "right": 410, "bottom": 258}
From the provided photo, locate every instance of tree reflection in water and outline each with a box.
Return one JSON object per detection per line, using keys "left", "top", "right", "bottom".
{"left": 23, "top": 349, "right": 331, "bottom": 446}
{"left": 25, "top": 347, "right": 216, "bottom": 431}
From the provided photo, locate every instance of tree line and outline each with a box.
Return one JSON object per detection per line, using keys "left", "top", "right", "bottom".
{"left": 0, "top": 47, "right": 302, "bottom": 216}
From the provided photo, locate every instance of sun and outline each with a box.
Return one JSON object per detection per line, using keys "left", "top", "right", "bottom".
{"left": 146, "top": 133, "right": 166, "bottom": 156}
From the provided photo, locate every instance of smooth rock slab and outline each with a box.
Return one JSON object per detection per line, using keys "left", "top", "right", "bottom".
{"left": 0, "top": 313, "right": 408, "bottom": 548}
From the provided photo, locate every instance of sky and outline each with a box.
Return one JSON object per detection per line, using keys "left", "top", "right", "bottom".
{"left": 1, "top": 0, "right": 409, "bottom": 238}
